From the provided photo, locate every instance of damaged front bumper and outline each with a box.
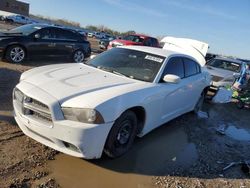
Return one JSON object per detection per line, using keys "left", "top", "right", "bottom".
{"left": 13, "top": 82, "right": 113, "bottom": 159}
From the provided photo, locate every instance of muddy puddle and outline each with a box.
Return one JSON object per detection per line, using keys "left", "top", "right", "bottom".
{"left": 225, "top": 124, "right": 250, "bottom": 141}
{"left": 217, "top": 122, "right": 250, "bottom": 141}
{"left": 49, "top": 123, "right": 198, "bottom": 188}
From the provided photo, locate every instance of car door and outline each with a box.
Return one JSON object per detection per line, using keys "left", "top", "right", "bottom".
{"left": 54, "top": 29, "right": 78, "bottom": 57}
{"left": 27, "top": 28, "right": 58, "bottom": 58}
{"left": 182, "top": 57, "right": 204, "bottom": 109}
{"left": 159, "top": 57, "right": 193, "bottom": 123}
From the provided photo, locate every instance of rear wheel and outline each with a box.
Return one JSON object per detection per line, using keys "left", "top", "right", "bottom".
{"left": 104, "top": 111, "right": 137, "bottom": 158}
{"left": 6, "top": 45, "right": 26, "bottom": 64}
{"left": 72, "top": 50, "right": 85, "bottom": 63}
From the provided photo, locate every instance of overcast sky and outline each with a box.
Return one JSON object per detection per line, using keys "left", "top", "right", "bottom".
{"left": 24, "top": 0, "right": 250, "bottom": 59}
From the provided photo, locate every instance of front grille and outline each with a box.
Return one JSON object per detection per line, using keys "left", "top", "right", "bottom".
{"left": 14, "top": 88, "right": 52, "bottom": 124}
{"left": 211, "top": 75, "right": 224, "bottom": 82}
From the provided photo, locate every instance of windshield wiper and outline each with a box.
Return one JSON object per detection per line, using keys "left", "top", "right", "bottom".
{"left": 97, "top": 66, "right": 129, "bottom": 78}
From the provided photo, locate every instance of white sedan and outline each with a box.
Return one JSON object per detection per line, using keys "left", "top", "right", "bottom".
{"left": 13, "top": 38, "right": 211, "bottom": 159}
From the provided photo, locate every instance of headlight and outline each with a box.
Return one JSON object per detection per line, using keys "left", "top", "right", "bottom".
{"left": 62, "top": 108, "right": 104, "bottom": 124}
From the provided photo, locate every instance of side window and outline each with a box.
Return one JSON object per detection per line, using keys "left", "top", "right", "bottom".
{"left": 183, "top": 58, "right": 200, "bottom": 77}
{"left": 55, "top": 29, "right": 78, "bottom": 41}
{"left": 162, "top": 57, "right": 184, "bottom": 79}
{"left": 144, "top": 38, "right": 151, "bottom": 46}
{"left": 37, "top": 29, "right": 55, "bottom": 39}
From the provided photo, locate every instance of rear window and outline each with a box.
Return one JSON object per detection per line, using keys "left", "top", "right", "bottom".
{"left": 123, "top": 35, "right": 144, "bottom": 43}
{"left": 183, "top": 58, "right": 200, "bottom": 77}
{"left": 163, "top": 57, "right": 184, "bottom": 78}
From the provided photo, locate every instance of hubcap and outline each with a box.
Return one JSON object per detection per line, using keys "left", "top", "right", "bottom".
{"left": 10, "top": 47, "right": 25, "bottom": 63}
{"left": 116, "top": 121, "right": 132, "bottom": 145}
{"left": 74, "top": 51, "right": 84, "bottom": 63}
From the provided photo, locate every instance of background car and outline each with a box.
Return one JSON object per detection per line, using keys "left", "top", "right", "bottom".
{"left": 99, "top": 36, "right": 116, "bottom": 50}
{"left": 5, "top": 15, "right": 35, "bottom": 25}
{"left": 0, "top": 24, "right": 91, "bottom": 63}
{"left": 108, "top": 34, "right": 160, "bottom": 49}
{"left": 206, "top": 57, "right": 243, "bottom": 87}
{"left": 87, "top": 32, "right": 94, "bottom": 38}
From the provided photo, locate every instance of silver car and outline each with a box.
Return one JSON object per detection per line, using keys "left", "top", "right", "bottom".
{"left": 206, "top": 57, "right": 243, "bottom": 87}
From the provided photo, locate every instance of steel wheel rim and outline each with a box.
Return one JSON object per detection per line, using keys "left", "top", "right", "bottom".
{"left": 116, "top": 121, "right": 132, "bottom": 145}
{"left": 74, "top": 51, "right": 84, "bottom": 63}
{"left": 10, "top": 47, "right": 25, "bottom": 63}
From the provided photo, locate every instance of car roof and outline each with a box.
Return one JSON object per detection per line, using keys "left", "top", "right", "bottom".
{"left": 119, "top": 45, "right": 196, "bottom": 59}
{"left": 214, "top": 57, "right": 244, "bottom": 64}
{"left": 129, "top": 33, "right": 154, "bottom": 38}
{"left": 27, "top": 24, "right": 72, "bottom": 30}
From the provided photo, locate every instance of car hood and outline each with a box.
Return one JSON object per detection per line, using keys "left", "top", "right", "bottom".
{"left": 0, "top": 32, "right": 24, "bottom": 38}
{"left": 21, "top": 63, "right": 145, "bottom": 104}
{"left": 111, "top": 39, "right": 141, "bottom": 45}
{"left": 206, "top": 65, "right": 235, "bottom": 79}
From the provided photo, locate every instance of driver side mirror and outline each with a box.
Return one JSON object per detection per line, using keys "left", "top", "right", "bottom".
{"left": 34, "top": 33, "right": 40, "bottom": 39}
{"left": 163, "top": 74, "right": 181, "bottom": 84}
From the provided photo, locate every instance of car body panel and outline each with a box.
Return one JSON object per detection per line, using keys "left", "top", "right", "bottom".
{"left": 108, "top": 34, "right": 159, "bottom": 49}
{"left": 0, "top": 24, "right": 91, "bottom": 61}
{"left": 206, "top": 57, "right": 243, "bottom": 87}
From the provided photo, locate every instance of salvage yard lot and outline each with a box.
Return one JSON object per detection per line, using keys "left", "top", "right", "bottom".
{"left": 0, "top": 23, "right": 250, "bottom": 188}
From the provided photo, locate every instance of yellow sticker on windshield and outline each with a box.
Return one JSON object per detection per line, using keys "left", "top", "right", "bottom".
{"left": 145, "top": 55, "right": 163, "bottom": 63}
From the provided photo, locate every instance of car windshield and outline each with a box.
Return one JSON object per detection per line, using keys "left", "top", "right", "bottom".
{"left": 8, "top": 24, "right": 43, "bottom": 36}
{"left": 207, "top": 59, "right": 241, "bottom": 72}
{"left": 123, "top": 35, "right": 144, "bottom": 43}
{"left": 87, "top": 48, "right": 165, "bottom": 82}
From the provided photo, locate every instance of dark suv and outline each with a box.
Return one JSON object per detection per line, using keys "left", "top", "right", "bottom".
{"left": 0, "top": 24, "right": 91, "bottom": 63}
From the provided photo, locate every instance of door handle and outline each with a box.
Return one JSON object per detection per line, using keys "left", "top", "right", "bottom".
{"left": 48, "top": 43, "right": 56, "bottom": 47}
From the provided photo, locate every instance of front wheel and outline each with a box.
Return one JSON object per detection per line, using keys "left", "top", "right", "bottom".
{"left": 6, "top": 45, "right": 26, "bottom": 63}
{"left": 72, "top": 50, "right": 85, "bottom": 63}
{"left": 104, "top": 111, "right": 138, "bottom": 158}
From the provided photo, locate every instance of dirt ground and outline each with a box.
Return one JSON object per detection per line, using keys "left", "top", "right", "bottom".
{"left": 0, "top": 23, "right": 250, "bottom": 188}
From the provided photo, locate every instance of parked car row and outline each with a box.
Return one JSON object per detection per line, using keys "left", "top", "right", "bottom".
{"left": 0, "top": 24, "right": 91, "bottom": 63}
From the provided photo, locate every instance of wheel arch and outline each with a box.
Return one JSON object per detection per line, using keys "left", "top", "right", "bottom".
{"left": 4, "top": 43, "right": 28, "bottom": 59}
{"left": 118, "top": 106, "right": 146, "bottom": 135}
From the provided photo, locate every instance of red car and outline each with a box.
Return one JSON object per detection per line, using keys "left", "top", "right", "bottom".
{"left": 108, "top": 34, "right": 159, "bottom": 49}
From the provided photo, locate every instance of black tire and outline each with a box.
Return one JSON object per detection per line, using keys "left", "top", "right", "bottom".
{"left": 237, "top": 100, "right": 244, "bottom": 109}
{"left": 193, "top": 92, "right": 205, "bottom": 113}
{"left": 72, "top": 50, "right": 85, "bottom": 63}
{"left": 86, "top": 47, "right": 91, "bottom": 57}
{"left": 6, "top": 45, "right": 26, "bottom": 64}
{"left": 104, "top": 111, "right": 138, "bottom": 158}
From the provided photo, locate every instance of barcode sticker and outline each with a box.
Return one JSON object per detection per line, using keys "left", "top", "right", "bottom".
{"left": 145, "top": 55, "right": 163, "bottom": 63}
